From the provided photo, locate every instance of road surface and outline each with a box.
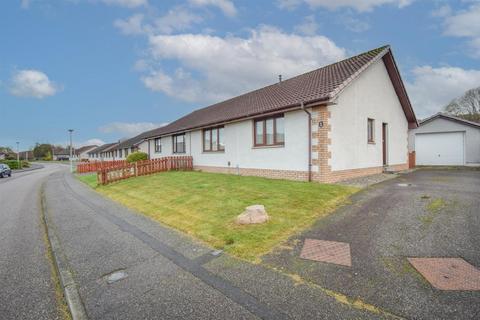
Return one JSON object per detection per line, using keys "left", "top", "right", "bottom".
{"left": 0, "top": 164, "right": 385, "bottom": 319}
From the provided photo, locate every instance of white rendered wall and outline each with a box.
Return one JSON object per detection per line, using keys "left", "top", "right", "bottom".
{"left": 143, "top": 109, "right": 310, "bottom": 172}
{"left": 329, "top": 59, "right": 409, "bottom": 171}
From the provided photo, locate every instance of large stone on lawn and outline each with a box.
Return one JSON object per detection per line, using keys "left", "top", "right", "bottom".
{"left": 236, "top": 205, "right": 269, "bottom": 225}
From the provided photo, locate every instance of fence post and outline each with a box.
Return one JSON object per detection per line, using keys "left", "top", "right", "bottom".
{"left": 135, "top": 162, "right": 138, "bottom": 177}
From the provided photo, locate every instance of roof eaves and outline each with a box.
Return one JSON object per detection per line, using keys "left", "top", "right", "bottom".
{"left": 143, "top": 101, "right": 321, "bottom": 140}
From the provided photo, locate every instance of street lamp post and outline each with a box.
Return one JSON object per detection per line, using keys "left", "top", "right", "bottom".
{"left": 16, "top": 142, "right": 20, "bottom": 169}
{"left": 68, "top": 129, "right": 74, "bottom": 173}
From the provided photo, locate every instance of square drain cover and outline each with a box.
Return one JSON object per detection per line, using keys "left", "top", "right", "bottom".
{"left": 300, "top": 239, "right": 351, "bottom": 267}
{"left": 408, "top": 258, "right": 480, "bottom": 290}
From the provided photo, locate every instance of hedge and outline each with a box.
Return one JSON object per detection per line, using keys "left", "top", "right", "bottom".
{"left": 0, "top": 160, "right": 30, "bottom": 170}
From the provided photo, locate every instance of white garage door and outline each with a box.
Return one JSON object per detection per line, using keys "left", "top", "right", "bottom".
{"left": 416, "top": 132, "right": 465, "bottom": 165}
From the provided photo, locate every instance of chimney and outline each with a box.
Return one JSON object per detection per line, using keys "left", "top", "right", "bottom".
{"left": 278, "top": 74, "right": 282, "bottom": 83}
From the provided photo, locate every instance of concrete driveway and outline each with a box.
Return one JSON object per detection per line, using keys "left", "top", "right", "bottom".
{"left": 263, "top": 169, "right": 480, "bottom": 320}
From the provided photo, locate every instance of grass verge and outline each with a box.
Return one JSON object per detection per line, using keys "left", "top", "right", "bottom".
{"left": 40, "top": 186, "right": 72, "bottom": 320}
{"left": 76, "top": 171, "right": 357, "bottom": 261}
{"left": 76, "top": 173, "right": 98, "bottom": 189}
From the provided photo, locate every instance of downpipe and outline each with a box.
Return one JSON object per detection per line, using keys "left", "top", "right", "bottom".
{"left": 301, "top": 101, "right": 312, "bottom": 182}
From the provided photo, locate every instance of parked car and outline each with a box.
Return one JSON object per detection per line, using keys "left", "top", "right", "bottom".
{"left": 0, "top": 164, "right": 12, "bottom": 178}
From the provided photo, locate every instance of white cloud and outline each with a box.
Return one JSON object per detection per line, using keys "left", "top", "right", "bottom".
{"left": 294, "top": 15, "right": 318, "bottom": 35}
{"left": 277, "top": 0, "right": 302, "bottom": 10}
{"left": 141, "top": 26, "right": 346, "bottom": 103}
{"left": 101, "top": 0, "right": 147, "bottom": 8}
{"left": 189, "top": 0, "right": 237, "bottom": 17}
{"left": 154, "top": 7, "right": 203, "bottom": 34}
{"left": 99, "top": 122, "right": 165, "bottom": 136}
{"left": 114, "top": 14, "right": 145, "bottom": 35}
{"left": 79, "top": 138, "right": 105, "bottom": 147}
{"left": 114, "top": 8, "right": 203, "bottom": 36}
{"left": 439, "top": 3, "right": 480, "bottom": 58}
{"left": 278, "top": 0, "right": 414, "bottom": 12}
{"left": 9, "top": 69, "right": 59, "bottom": 99}
{"left": 406, "top": 66, "right": 480, "bottom": 118}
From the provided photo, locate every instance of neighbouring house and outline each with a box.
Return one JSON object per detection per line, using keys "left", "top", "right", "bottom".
{"left": 51, "top": 146, "right": 72, "bottom": 160}
{"left": 18, "top": 150, "right": 34, "bottom": 160}
{"left": 133, "top": 45, "right": 417, "bottom": 183}
{"left": 74, "top": 145, "right": 98, "bottom": 161}
{"left": 408, "top": 113, "right": 480, "bottom": 166}
{"left": 100, "top": 142, "right": 121, "bottom": 161}
{"left": 0, "top": 152, "right": 6, "bottom": 160}
{"left": 87, "top": 143, "right": 118, "bottom": 161}
{"left": 103, "top": 130, "right": 158, "bottom": 161}
{"left": 53, "top": 153, "right": 70, "bottom": 161}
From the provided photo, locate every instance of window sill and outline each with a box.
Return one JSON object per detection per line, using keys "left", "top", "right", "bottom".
{"left": 202, "top": 150, "right": 225, "bottom": 154}
{"left": 252, "top": 144, "right": 285, "bottom": 149}
{"left": 368, "top": 141, "right": 376, "bottom": 145}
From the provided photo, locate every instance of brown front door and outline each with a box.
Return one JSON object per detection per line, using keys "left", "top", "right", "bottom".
{"left": 382, "top": 123, "right": 388, "bottom": 166}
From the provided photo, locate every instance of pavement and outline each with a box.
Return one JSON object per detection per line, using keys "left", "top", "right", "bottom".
{"left": 263, "top": 169, "right": 480, "bottom": 320}
{"left": 2, "top": 164, "right": 478, "bottom": 319}
{"left": 11, "top": 162, "right": 44, "bottom": 173}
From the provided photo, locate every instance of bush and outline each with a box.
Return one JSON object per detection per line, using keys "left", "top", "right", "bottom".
{"left": 0, "top": 160, "right": 30, "bottom": 169}
{"left": 126, "top": 152, "right": 148, "bottom": 163}
{"left": 43, "top": 151, "right": 52, "bottom": 161}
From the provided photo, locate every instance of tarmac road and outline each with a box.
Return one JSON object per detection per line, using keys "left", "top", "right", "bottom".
{"left": 0, "top": 163, "right": 408, "bottom": 319}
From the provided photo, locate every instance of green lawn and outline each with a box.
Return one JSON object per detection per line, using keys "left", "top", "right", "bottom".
{"left": 77, "top": 171, "right": 358, "bottom": 261}
{"left": 77, "top": 173, "right": 98, "bottom": 189}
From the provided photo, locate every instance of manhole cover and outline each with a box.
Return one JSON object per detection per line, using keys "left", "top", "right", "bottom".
{"left": 106, "top": 270, "right": 128, "bottom": 284}
{"left": 300, "top": 239, "right": 351, "bottom": 267}
{"left": 408, "top": 258, "right": 480, "bottom": 290}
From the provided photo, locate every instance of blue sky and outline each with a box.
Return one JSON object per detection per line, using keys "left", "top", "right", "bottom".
{"left": 1, "top": 0, "right": 479, "bottom": 150}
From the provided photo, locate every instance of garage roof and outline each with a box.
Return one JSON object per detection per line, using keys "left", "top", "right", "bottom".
{"left": 420, "top": 113, "right": 480, "bottom": 129}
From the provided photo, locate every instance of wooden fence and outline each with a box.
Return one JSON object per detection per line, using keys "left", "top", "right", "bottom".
{"left": 97, "top": 156, "right": 193, "bottom": 185}
{"left": 77, "top": 160, "right": 127, "bottom": 173}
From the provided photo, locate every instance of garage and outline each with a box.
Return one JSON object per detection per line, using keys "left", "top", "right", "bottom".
{"left": 415, "top": 132, "right": 464, "bottom": 165}
{"left": 409, "top": 113, "right": 480, "bottom": 166}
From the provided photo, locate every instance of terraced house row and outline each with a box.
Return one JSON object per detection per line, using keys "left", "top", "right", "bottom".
{"left": 88, "top": 45, "right": 418, "bottom": 183}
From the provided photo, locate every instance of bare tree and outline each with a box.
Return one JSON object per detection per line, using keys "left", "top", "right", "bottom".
{"left": 445, "top": 87, "right": 480, "bottom": 123}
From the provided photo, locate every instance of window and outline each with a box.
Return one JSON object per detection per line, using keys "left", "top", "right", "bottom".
{"left": 125, "top": 148, "right": 129, "bottom": 156}
{"left": 254, "top": 115, "right": 285, "bottom": 147}
{"left": 367, "top": 118, "right": 375, "bottom": 143}
{"left": 154, "top": 138, "right": 162, "bottom": 153}
{"left": 173, "top": 134, "right": 186, "bottom": 153}
{"left": 119, "top": 149, "right": 123, "bottom": 158}
{"left": 203, "top": 126, "right": 225, "bottom": 152}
